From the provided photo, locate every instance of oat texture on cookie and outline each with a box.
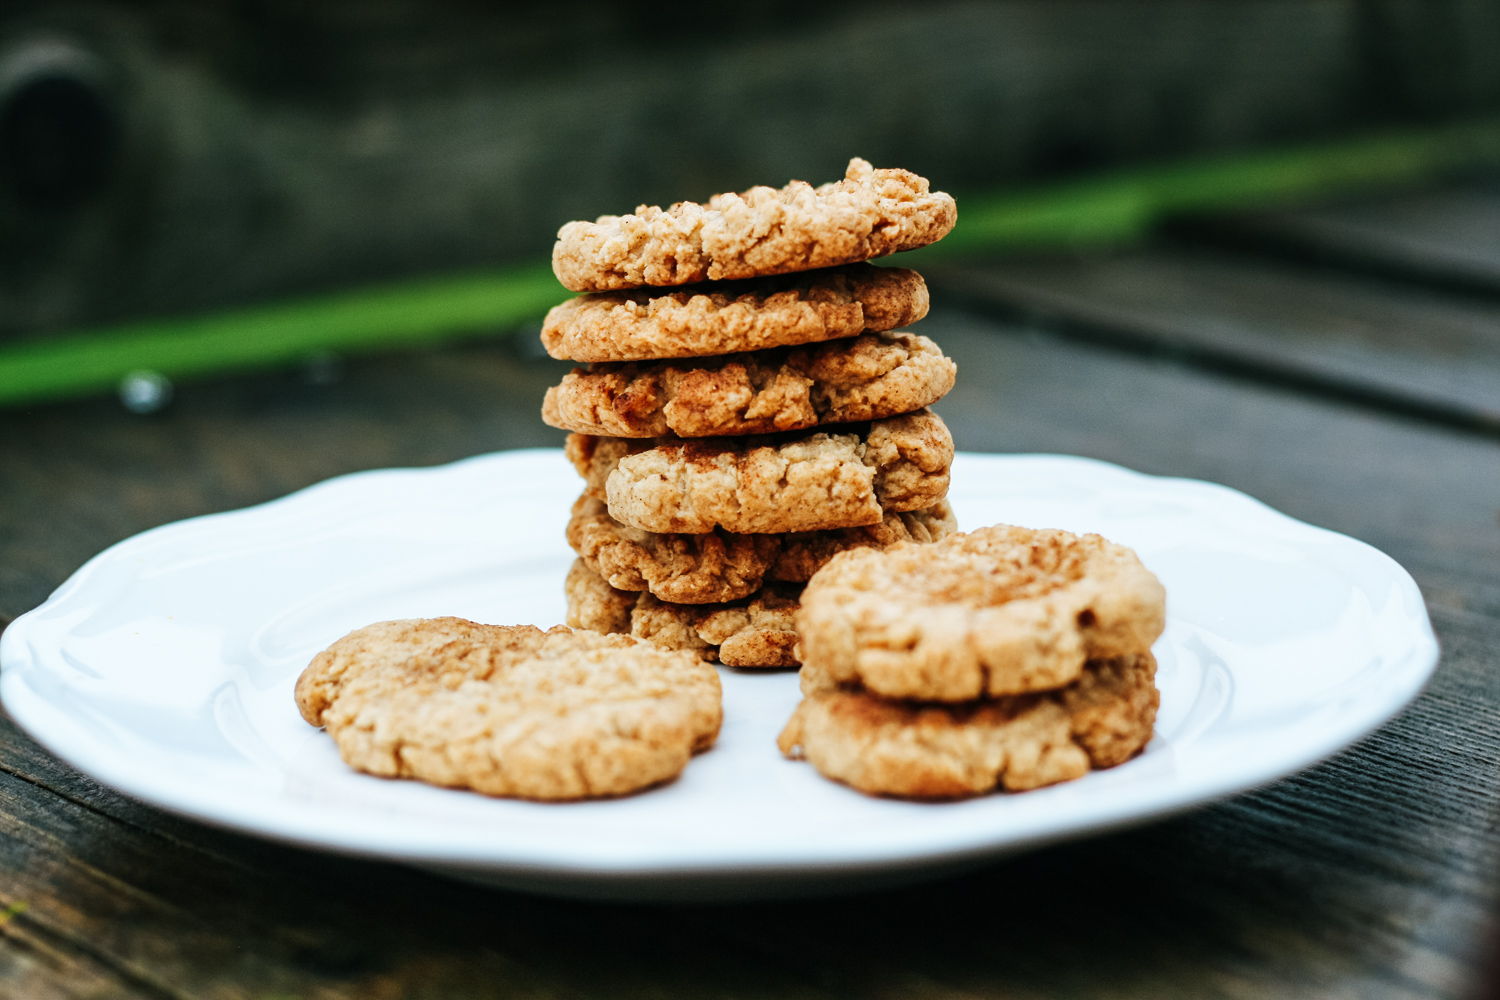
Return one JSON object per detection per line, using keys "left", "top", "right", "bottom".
{"left": 566, "top": 409, "right": 953, "bottom": 534}
{"left": 543, "top": 331, "right": 956, "bottom": 437}
{"left": 568, "top": 493, "right": 957, "bottom": 605}
{"left": 778, "top": 653, "right": 1159, "bottom": 798}
{"left": 295, "top": 618, "right": 722, "bottom": 800}
{"left": 778, "top": 524, "right": 1166, "bottom": 799}
{"left": 551, "top": 158, "right": 956, "bottom": 293}
{"left": 544, "top": 159, "right": 958, "bottom": 664}
{"left": 541, "top": 265, "right": 929, "bottom": 363}
{"left": 796, "top": 524, "right": 1167, "bottom": 701}
{"left": 566, "top": 560, "right": 801, "bottom": 668}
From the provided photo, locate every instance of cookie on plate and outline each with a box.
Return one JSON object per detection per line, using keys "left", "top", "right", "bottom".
{"left": 543, "top": 330, "right": 956, "bottom": 438}
{"left": 566, "top": 560, "right": 800, "bottom": 668}
{"left": 777, "top": 652, "right": 1158, "bottom": 798}
{"left": 552, "top": 157, "right": 957, "bottom": 292}
{"left": 795, "top": 524, "right": 1166, "bottom": 701}
{"left": 566, "top": 409, "right": 953, "bottom": 534}
{"left": 568, "top": 494, "right": 957, "bottom": 604}
{"left": 295, "top": 618, "right": 722, "bottom": 800}
{"left": 567, "top": 494, "right": 780, "bottom": 605}
{"left": 767, "top": 498, "right": 958, "bottom": 585}
{"left": 541, "top": 264, "right": 927, "bottom": 363}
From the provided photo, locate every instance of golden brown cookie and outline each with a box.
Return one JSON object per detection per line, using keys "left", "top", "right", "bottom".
{"left": 795, "top": 524, "right": 1166, "bottom": 702}
{"left": 543, "top": 330, "right": 956, "bottom": 437}
{"left": 552, "top": 158, "right": 957, "bottom": 292}
{"left": 565, "top": 409, "right": 953, "bottom": 534}
{"left": 768, "top": 499, "right": 958, "bottom": 585}
{"left": 541, "top": 265, "right": 928, "bottom": 363}
{"left": 566, "top": 560, "right": 800, "bottom": 668}
{"left": 567, "top": 494, "right": 781, "bottom": 605}
{"left": 568, "top": 493, "right": 957, "bottom": 604}
{"left": 294, "top": 618, "right": 721, "bottom": 801}
{"left": 777, "top": 653, "right": 1158, "bottom": 798}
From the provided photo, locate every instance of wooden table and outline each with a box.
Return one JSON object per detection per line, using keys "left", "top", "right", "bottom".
{"left": 3, "top": 186, "right": 1499, "bottom": 999}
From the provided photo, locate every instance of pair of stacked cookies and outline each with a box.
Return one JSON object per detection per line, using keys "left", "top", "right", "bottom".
{"left": 778, "top": 524, "right": 1168, "bottom": 798}
{"left": 543, "top": 158, "right": 962, "bottom": 667}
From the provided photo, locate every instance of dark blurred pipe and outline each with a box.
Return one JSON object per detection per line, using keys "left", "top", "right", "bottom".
{"left": 0, "top": 37, "right": 119, "bottom": 210}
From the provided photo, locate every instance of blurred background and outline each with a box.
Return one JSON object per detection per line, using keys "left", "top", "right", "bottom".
{"left": 3, "top": 0, "right": 1499, "bottom": 339}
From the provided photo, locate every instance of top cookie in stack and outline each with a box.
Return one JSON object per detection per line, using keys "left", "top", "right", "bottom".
{"left": 543, "top": 158, "right": 960, "bottom": 668}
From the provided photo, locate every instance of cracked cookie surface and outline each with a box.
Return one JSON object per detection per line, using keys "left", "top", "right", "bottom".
{"left": 544, "top": 330, "right": 955, "bottom": 437}
{"left": 566, "top": 560, "right": 800, "bottom": 668}
{"left": 552, "top": 158, "right": 956, "bottom": 292}
{"left": 568, "top": 494, "right": 957, "bottom": 604}
{"left": 565, "top": 409, "right": 953, "bottom": 534}
{"left": 541, "top": 264, "right": 927, "bottom": 363}
{"left": 778, "top": 653, "right": 1158, "bottom": 798}
{"left": 295, "top": 618, "right": 721, "bottom": 800}
{"left": 795, "top": 524, "right": 1167, "bottom": 701}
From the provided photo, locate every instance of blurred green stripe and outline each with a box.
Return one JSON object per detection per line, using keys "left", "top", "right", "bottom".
{"left": 5, "top": 117, "right": 1500, "bottom": 408}
{"left": 0, "top": 263, "right": 569, "bottom": 407}
{"left": 919, "top": 117, "right": 1500, "bottom": 258}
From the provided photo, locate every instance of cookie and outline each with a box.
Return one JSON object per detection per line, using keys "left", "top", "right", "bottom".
{"left": 294, "top": 618, "right": 721, "bottom": 800}
{"left": 568, "top": 493, "right": 957, "bottom": 604}
{"left": 565, "top": 409, "right": 953, "bottom": 534}
{"left": 541, "top": 265, "right": 928, "bottom": 363}
{"left": 796, "top": 524, "right": 1166, "bottom": 701}
{"left": 567, "top": 494, "right": 780, "bottom": 605}
{"left": 552, "top": 158, "right": 957, "bottom": 292}
{"left": 566, "top": 560, "right": 800, "bottom": 668}
{"left": 777, "top": 652, "right": 1158, "bottom": 798}
{"left": 768, "top": 499, "right": 957, "bottom": 585}
{"left": 543, "top": 330, "right": 956, "bottom": 437}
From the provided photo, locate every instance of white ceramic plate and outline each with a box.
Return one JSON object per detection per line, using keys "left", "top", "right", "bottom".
{"left": 0, "top": 451, "right": 1438, "bottom": 900}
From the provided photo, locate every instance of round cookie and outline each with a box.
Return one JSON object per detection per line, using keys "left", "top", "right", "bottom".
{"left": 565, "top": 409, "right": 953, "bottom": 535}
{"left": 567, "top": 494, "right": 780, "bottom": 605}
{"left": 568, "top": 493, "right": 957, "bottom": 604}
{"left": 552, "top": 157, "right": 957, "bottom": 292}
{"left": 795, "top": 524, "right": 1167, "bottom": 702}
{"left": 768, "top": 499, "right": 957, "bottom": 585}
{"left": 295, "top": 618, "right": 721, "bottom": 800}
{"left": 566, "top": 560, "right": 800, "bottom": 668}
{"left": 541, "top": 264, "right": 928, "bottom": 363}
{"left": 777, "top": 652, "right": 1158, "bottom": 798}
{"left": 543, "top": 330, "right": 956, "bottom": 438}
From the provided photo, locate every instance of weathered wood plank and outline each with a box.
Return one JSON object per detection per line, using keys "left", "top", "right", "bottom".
{"left": 930, "top": 248, "right": 1500, "bottom": 433}
{"left": 0, "top": 724, "right": 839, "bottom": 999}
{"left": 2, "top": 306, "right": 1500, "bottom": 998}
{"left": 1205, "top": 182, "right": 1500, "bottom": 296}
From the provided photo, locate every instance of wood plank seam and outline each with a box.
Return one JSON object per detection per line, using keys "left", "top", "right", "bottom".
{"left": 0, "top": 883, "right": 192, "bottom": 1000}
{"left": 0, "top": 896, "right": 75, "bottom": 972}
{"left": 0, "top": 794, "right": 190, "bottom": 916}
{"left": 0, "top": 743, "right": 272, "bottom": 879}
{"left": 0, "top": 927, "right": 194, "bottom": 1000}
{"left": 1174, "top": 218, "right": 1500, "bottom": 305}
{"left": 930, "top": 285, "right": 1500, "bottom": 440}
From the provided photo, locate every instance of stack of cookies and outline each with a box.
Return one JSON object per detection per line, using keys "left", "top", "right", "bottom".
{"left": 778, "top": 524, "right": 1167, "bottom": 798}
{"left": 541, "top": 158, "right": 960, "bottom": 668}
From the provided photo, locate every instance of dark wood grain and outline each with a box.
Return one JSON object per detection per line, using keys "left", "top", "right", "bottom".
{"left": 1201, "top": 181, "right": 1500, "bottom": 297}
{"left": 930, "top": 247, "right": 1500, "bottom": 433}
{"left": 2, "top": 301, "right": 1500, "bottom": 998}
